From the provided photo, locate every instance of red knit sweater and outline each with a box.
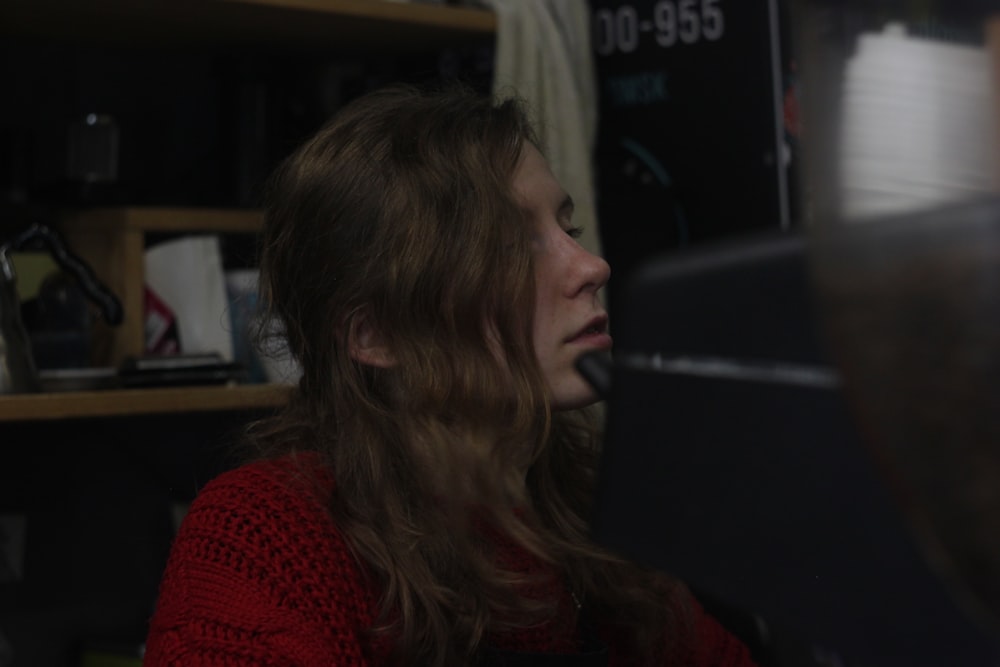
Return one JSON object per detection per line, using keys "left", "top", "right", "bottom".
{"left": 144, "top": 455, "right": 757, "bottom": 666}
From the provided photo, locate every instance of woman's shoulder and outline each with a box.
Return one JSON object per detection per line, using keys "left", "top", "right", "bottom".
{"left": 158, "top": 450, "right": 374, "bottom": 625}
{"left": 183, "top": 451, "right": 335, "bottom": 535}
{"left": 147, "top": 456, "right": 381, "bottom": 664}
{"left": 196, "top": 450, "right": 332, "bottom": 500}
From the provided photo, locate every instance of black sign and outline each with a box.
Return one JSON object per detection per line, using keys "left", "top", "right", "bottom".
{"left": 591, "top": 0, "right": 799, "bottom": 305}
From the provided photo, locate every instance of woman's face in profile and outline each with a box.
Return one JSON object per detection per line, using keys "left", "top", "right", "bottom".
{"left": 512, "top": 144, "right": 612, "bottom": 411}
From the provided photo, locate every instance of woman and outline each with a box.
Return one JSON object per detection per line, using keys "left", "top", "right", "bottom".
{"left": 144, "top": 83, "right": 758, "bottom": 666}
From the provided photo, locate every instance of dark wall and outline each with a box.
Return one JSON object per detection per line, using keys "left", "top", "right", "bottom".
{"left": 0, "top": 39, "right": 493, "bottom": 228}
{"left": 0, "top": 410, "right": 262, "bottom": 666}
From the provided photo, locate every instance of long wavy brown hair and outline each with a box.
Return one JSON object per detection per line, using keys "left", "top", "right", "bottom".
{"left": 250, "top": 83, "right": 692, "bottom": 666}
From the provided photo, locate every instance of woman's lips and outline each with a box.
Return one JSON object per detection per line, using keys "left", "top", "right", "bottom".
{"left": 570, "top": 331, "right": 613, "bottom": 349}
{"left": 567, "top": 316, "right": 612, "bottom": 348}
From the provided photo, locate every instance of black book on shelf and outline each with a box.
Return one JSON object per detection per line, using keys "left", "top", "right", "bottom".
{"left": 118, "top": 353, "right": 247, "bottom": 388}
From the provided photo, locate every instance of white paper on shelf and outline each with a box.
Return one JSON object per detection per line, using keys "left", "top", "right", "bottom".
{"left": 144, "top": 235, "right": 234, "bottom": 361}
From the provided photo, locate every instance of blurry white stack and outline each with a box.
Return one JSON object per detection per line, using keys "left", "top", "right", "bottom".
{"left": 839, "top": 23, "right": 998, "bottom": 221}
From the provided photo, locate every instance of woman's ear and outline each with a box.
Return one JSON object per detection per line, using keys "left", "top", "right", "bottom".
{"left": 348, "top": 309, "right": 396, "bottom": 368}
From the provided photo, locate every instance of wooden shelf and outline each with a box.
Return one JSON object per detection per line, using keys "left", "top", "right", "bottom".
{"left": 1, "top": 2, "right": 488, "bottom": 423}
{"left": 0, "top": 0, "right": 496, "bottom": 52}
{"left": 0, "top": 383, "right": 292, "bottom": 422}
{"left": 56, "top": 207, "right": 268, "bottom": 369}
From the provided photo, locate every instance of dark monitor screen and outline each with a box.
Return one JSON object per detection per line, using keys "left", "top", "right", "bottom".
{"left": 588, "top": 231, "right": 1000, "bottom": 667}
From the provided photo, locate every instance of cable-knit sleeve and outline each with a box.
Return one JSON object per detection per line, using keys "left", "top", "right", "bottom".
{"left": 144, "top": 458, "right": 378, "bottom": 667}
{"left": 682, "top": 597, "right": 760, "bottom": 667}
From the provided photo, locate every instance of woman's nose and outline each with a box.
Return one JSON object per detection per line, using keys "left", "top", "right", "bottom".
{"left": 571, "top": 245, "right": 611, "bottom": 295}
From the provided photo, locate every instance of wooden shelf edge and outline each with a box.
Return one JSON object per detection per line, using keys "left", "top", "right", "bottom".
{"left": 0, "top": 383, "right": 292, "bottom": 421}
{"left": 220, "top": 0, "right": 497, "bottom": 32}
{"left": 0, "top": 0, "right": 495, "bottom": 50}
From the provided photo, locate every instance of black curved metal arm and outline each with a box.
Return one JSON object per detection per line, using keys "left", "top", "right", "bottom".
{"left": 10, "top": 222, "right": 124, "bottom": 326}
{"left": 574, "top": 350, "right": 612, "bottom": 401}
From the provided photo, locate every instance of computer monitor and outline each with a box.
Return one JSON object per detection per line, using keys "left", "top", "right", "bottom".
{"left": 586, "top": 231, "right": 1000, "bottom": 667}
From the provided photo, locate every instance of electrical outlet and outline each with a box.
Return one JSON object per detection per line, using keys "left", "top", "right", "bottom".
{"left": 0, "top": 515, "right": 26, "bottom": 583}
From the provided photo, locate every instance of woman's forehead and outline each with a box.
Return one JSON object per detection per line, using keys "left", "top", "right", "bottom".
{"left": 512, "top": 145, "right": 567, "bottom": 211}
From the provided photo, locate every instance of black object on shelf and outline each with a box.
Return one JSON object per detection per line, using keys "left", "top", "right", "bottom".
{"left": 118, "top": 353, "right": 247, "bottom": 388}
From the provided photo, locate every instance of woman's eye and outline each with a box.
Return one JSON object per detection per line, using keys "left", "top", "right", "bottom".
{"left": 565, "top": 226, "right": 584, "bottom": 239}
